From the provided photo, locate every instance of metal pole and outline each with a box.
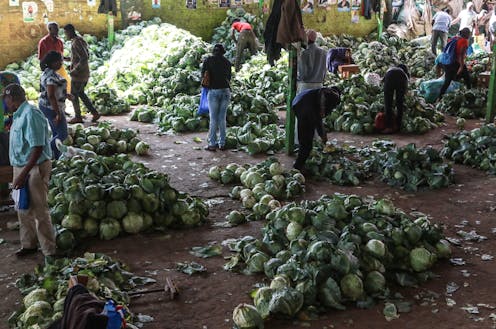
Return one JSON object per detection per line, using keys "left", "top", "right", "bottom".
{"left": 285, "top": 45, "right": 297, "bottom": 155}
{"left": 486, "top": 44, "right": 496, "bottom": 123}
{"left": 107, "top": 13, "right": 115, "bottom": 48}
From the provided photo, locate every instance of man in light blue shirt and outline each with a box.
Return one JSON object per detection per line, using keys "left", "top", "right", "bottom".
{"left": 431, "top": 8, "right": 452, "bottom": 55}
{"left": 3, "top": 83, "right": 56, "bottom": 262}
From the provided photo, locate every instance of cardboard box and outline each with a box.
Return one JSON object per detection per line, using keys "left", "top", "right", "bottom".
{"left": 478, "top": 71, "right": 491, "bottom": 88}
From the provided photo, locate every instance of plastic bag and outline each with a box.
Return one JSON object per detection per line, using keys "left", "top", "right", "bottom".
{"left": 197, "top": 87, "right": 209, "bottom": 116}
{"left": 101, "top": 299, "right": 126, "bottom": 329}
{"left": 55, "top": 139, "right": 97, "bottom": 160}
{"left": 12, "top": 178, "right": 29, "bottom": 212}
{"left": 419, "top": 77, "right": 461, "bottom": 103}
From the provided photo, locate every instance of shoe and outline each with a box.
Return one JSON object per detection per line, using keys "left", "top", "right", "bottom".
{"left": 218, "top": 145, "right": 226, "bottom": 151}
{"left": 381, "top": 128, "right": 394, "bottom": 134}
{"left": 204, "top": 145, "right": 217, "bottom": 152}
{"left": 91, "top": 113, "right": 101, "bottom": 123}
{"left": 15, "top": 248, "right": 38, "bottom": 257}
{"left": 68, "top": 117, "right": 84, "bottom": 124}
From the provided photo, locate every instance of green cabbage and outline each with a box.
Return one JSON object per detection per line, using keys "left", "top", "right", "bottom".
{"left": 232, "top": 303, "right": 264, "bottom": 329}
{"left": 99, "top": 218, "right": 121, "bottom": 240}
{"left": 340, "top": 273, "right": 364, "bottom": 301}
{"left": 24, "top": 289, "right": 47, "bottom": 308}
{"left": 122, "top": 212, "right": 144, "bottom": 233}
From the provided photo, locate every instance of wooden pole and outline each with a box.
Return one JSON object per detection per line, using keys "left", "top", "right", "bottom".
{"left": 285, "top": 45, "right": 297, "bottom": 155}
{"left": 486, "top": 44, "right": 496, "bottom": 123}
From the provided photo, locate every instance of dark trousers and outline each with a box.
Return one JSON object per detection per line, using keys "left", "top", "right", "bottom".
{"left": 431, "top": 30, "right": 448, "bottom": 55}
{"left": 384, "top": 79, "right": 406, "bottom": 129}
{"left": 294, "top": 110, "right": 315, "bottom": 170}
{"left": 71, "top": 81, "right": 98, "bottom": 119}
{"left": 439, "top": 62, "right": 471, "bottom": 97}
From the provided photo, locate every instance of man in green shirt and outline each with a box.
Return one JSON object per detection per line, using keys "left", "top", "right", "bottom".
{"left": 3, "top": 83, "right": 56, "bottom": 262}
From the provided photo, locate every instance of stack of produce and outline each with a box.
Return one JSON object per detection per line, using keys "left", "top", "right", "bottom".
{"left": 397, "top": 43, "right": 435, "bottom": 78}
{"left": 321, "top": 34, "right": 363, "bottom": 51}
{"left": 441, "top": 124, "right": 496, "bottom": 174}
{"left": 9, "top": 252, "right": 153, "bottom": 329}
{"left": 211, "top": 8, "right": 265, "bottom": 62}
{"left": 435, "top": 88, "right": 487, "bottom": 119}
{"left": 227, "top": 194, "right": 451, "bottom": 328}
{"left": 327, "top": 75, "right": 444, "bottom": 134}
{"left": 129, "top": 105, "right": 158, "bottom": 123}
{"left": 466, "top": 52, "right": 490, "bottom": 76}
{"left": 225, "top": 122, "right": 285, "bottom": 154}
{"left": 155, "top": 95, "right": 209, "bottom": 133}
{"left": 379, "top": 143, "right": 454, "bottom": 191}
{"left": 49, "top": 154, "right": 208, "bottom": 251}
{"left": 208, "top": 158, "right": 305, "bottom": 220}
{"left": 353, "top": 41, "right": 399, "bottom": 76}
{"left": 87, "top": 84, "right": 130, "bottom": 115}
{"left": 63, "top": 122, "right": 148, "bottom": 156}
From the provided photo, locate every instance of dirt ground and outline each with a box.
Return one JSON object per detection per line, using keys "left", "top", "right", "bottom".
{"left": 1, "top": 112, "right": 495, "bottom": 329}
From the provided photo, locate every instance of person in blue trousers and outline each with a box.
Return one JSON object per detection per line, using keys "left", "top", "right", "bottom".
{"left": 201, "top": 44, "right": 232, "bottom": 151}
{"left": 39, "top": 51, "right": 69, "bottom": 159}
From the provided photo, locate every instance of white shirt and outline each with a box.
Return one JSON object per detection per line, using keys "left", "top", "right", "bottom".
{"left": 432, "top": 11, "right": 452, "bottom": 33}
{"left": 457, "top": 9, "right": 477, "bottom": 31}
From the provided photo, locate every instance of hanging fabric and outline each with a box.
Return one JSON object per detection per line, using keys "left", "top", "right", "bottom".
{"left": 423, "top": 0, "right": 433, "bottom": 35}
{"left": 264, "top": 0, "right": 283, "bottom": 66}
{"left": 276, "top": 0, "right": 306, "bottom": 46}
{"left": 98, "top": 0, "right": 118, "bottom": 16}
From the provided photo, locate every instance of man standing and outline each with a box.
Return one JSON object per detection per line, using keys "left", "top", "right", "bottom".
{"left": 38, "top": 22, "right": 71, "bottom": 94}
{"left": 292, "top": 87, "right": 341, "bottom": 171}
{"left": 63, "top": 24, "right": 100, "bottom": 124}
{"left": 451, "top": 2, "right": 478, "bottom": 32}
{"left": 3, "top": 83, "right": 57, "bottom": 263}
{"left": 382, "top": 64, "right": 410, "bottom": 134}
{"left": 438, "top": 28, "right": 472, "bottom": 99}
{"left": 231, "top": 19, "right": 258, "bottom": 72}
{"left": 431, "top": 9, "right": 452, "bottom": 55}
{"left": 297, "top": 30, "right": 327, "bottom": 94}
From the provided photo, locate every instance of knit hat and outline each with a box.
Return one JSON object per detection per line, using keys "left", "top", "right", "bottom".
{"left": 306, "top": 29, "right": 317, "bottom": 43}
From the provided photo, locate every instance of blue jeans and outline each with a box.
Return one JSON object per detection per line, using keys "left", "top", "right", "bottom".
{"left": 207, "top": 88, "right": 230, "bottom": 147}
{"left": 39, "top": 104, "right": 68, "bottom": 159}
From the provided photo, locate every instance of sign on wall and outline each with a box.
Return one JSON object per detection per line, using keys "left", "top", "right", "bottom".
{"left": 152, "top": 0, "right": 161, "bottom": 9}
{"left": 87, "top": 0, "right": 97, "bottom": 6}
{"left": 22, "top": 2, "right": 38, "bottom": 22}
{"left": 186, "top": 0, "right": 196, "bottom": 9}
{"left": 9, "top": 0, "right": 20, "bottom": 6}
{"left": 219, "top": 0, "right": 230, "bottom": 7}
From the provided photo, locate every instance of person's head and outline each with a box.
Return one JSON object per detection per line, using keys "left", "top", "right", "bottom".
{"left": 47, "top": 22, "right": 59, "bottom": 37}
{"left": 320, "top": 87, "right": 341, "bottom": 113}
{"left": 397, "top": 64, "right": 410, "bottom": 78}
{"left": 459, "top": 27, "right": 471, "bottom": 39}
{"left": 231, "top": 18, "right": 241, "bottom": 24}
{"left": 63, "top": 24, "right": 76, "bottom": 39}
{"left": 443, "top": 7, "right": 451, "bottom": 15}
{"left": 306, "top": 29, "right": 317, "bottom": 44}
{"left": 212, "top": 43, "right": 226, "bottom": 56}
{"left": 2, "top": 83, "right": 26, "bottom": 111}
{"left": 41, "top": 50, "right": 63, "bottom": 71}
{"left": 466, "top": 2, "right": 474, "bottom": 10}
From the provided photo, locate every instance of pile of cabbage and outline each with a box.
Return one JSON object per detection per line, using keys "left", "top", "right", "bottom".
{"left": 353, "top": 41, "right": 400, "bottom": 76}
{"left": 225, "top": 122, "right": 284, "bottom": 155}
{"left": 441, "top": 124, "right": 496, "bottom": 174}
{"left": 87, "top": 84, "right": 130, "bottom": 115}
{"left": 435, "top": 88, "right": 488, "bottom": 119}
{"left": 208, "top": 158, "right": 305, "bottom": 221}
{"left": 9, "top": 252, "right": 153, "bottom": 329}
{"left": 228, "top": 194, "right": 451, "bottom": 328}
{"left": 49, "top": 154, "right": 208, "bottom": 251}
{"left": 396, "top": 43, "right": 436, "bottom": 78}
{"left": 378, "top": 143, "right": 454, "bottom": 191}
{"left": 325, "top": 75, "right": 444, "bottom": 134}
{"left": 64, "top": 122, "right": 149, "bottom": 156}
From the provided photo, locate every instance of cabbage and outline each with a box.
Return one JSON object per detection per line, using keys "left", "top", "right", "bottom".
{"left": 264, "top": 258, "right": 283, "bottom": 278}
{"left": 227, "top": 210, "right": 246, "bottom": 225}
{"left": 254, "top": 287, "right": 273, "bottom": 319}
{"left": 20, "top": 301, "right": 52, "bottom": 325}
{"left": 340, "top": 273, "right": 364, "bottom": 301}
{"left": 116, "top": 140, "right": 128, "bottom": 153}
{"left": 364, "top": 239, "right": 386, "bottom": 259}
{"left": 56, "top": 228, "right": 75, "bottom": 251}
{"left": 268, "top": 199, "right": 281, "bottom": 210}
{"left": 410, "top": 247, "right": 434, "bottom": 272}
{"left": 435, "top": 239, "right": 452, "bottom": 258}
{"left": 88, "top": 201, "right": 107, "bottom": 219}
{"left": 364, "top": 271, "right": 386, "bottom": 294}
{"left": 306, "top": 241, "right": 333, "bottom": 262}
{"left": 296, "top": 279, "right": 317, "bottom": 305}
{"left": 135, "top": 141, "right": 150, "bottom": 155}
{"left": 99, "top": 218, "right": 121, "bottom": 240}
{"left": 319, "top": 277, "right": 345, "bottom": 310}
{"left": 106, "top": 200, "right": 127, "bottom": 219}
{"left": 53, "top": 298, "right": 65, "bottom": 312}
{"left": 232, "top": 303, "right": 264, "bottom": 329}
{"left": 270, "top": 275, "right": 291, "bottom": 290}
{"left": 61, "top": 214, "right": 83, "bottom": 230}
{"left": 268, "top": 287, "right": 304, "bottom": 317}
{"left": 246, "top": 252, "right": 269, "bottom": 274}
{"left": 230, "top": 185, "right": 243, "bottom": 199}
{"left": 181, "top": 210, "right": 202, "bottom": 227}
{"left": 269, "top": 162, "right": 284, "bottom": 176}
{"left": 122, "top": 212, "right": 144, "bottom": 233}
{"left": 285, "top": 222, "right": 303, "bottom": 241}
{"left": 242, "top": 196, "right": 256, "bottom": 209}
{"left": 83, "top": 218, "right": 99, "bottom": 237}
{"left": 208, "top": 166, "right": 221, "bottom": 180}
{"left": 24, "top": 289, "right": 47, "bottom": 308}
{"left": 286, "top": 207, "right": 306, "bottom": 224}
{"left": 259, "top": 194, "right": 274, "bottom": 206}
{"left": 374, "top": 199, "right": 395, "bottom": 216}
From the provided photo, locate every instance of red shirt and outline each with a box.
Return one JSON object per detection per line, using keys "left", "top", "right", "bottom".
{"left": 232, "top": 22, "right": 252, "bottom": 32}
{"left": 38, "top": 35, "right": 64, "bottom": 60}
{"left": 455, "top": 37, "right": 469, "bottom": 58}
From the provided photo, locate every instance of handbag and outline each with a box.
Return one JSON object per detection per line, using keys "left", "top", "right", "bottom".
{"left": 201, "top": 71, "right": 210, "bottom": 88}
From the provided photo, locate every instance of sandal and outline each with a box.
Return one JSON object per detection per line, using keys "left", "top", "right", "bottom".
{"left": 68, "top": 117, "right": 84, "bottom": 124}
{"left": 204, "top": 145, "right": 217, "bottom": 152}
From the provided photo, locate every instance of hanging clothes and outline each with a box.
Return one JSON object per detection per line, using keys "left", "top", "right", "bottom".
{"left": 98, "top": 0, "right": 118, "bottom": 16}
{"left": 264, "top": 0, "right": 283, "bottom": 66}
{"left": 276, "top": 0, "right": 306, "bottom": 46}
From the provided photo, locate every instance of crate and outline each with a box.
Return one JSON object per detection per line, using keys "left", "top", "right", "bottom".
{"left": 478, "top": 72, "right": 491, "bottom": 88}
{"left": 338, "top": 64, "right": 360, "bottom": 79}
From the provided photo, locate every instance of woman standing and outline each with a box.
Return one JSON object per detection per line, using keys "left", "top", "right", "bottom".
{"left": 39, "top": 50, "right": 68, "bottom": 159}
{"left": 202, "top": 44, "right": 232, "bottom": 151}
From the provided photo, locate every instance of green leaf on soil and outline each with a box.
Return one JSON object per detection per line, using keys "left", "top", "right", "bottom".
{"left": 176, "top": 261, "right": 206, "bottom": 275}
{"left": 190, "top": 244, "right": 223, "bottom": 258}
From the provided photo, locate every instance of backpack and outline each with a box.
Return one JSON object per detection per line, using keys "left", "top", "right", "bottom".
{"left": 438, "top": 36, "right": 459, "bottom": 65}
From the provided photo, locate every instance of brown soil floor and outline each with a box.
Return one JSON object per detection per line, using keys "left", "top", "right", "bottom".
{"left": 1, "top": 113, "right": 495, "bottom": 329}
